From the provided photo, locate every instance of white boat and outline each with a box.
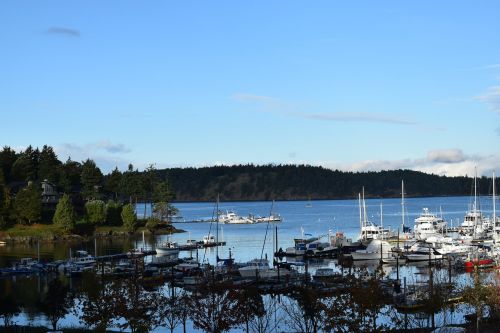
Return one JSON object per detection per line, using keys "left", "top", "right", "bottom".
{"left": 252, "top": 213, "right": 282, "bottom": 223}
{"left": 426, "top": 235, "right": 470, "bottom": 256}
{"left": 220, "top": 211, "right": 254, "bottom": 224}
{"left": 358, "top": 188, "right": 393, "bottom": 241}
{"left": 460, "top": 168, "right": 488, "bottom": 237}
{"left": 156, "top": 241, "right": 180, "bottom": 255}
{"left": 238, "top": 259, "right": 290, "bottom": 279}
{"left": 72, "top": 250, "right": 96, "bottom": 267}
{"left": 350, "top": 239, "right": 393, "bottom": 261}
{"left": 414, "top": 208, "right": 446, "bottom": 240}
{"left": 406, "top": 242, "right": 443, "bottom": 262}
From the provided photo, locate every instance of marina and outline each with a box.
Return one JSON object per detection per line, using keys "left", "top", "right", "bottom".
{"left": 1, "top": 195, "right": 500, "bottom": 332}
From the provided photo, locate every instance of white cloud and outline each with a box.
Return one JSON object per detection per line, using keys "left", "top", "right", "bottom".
{"left": 427, "top": 149, "right": 466, "bottom": 164}
{"left": 232, "top": 92, "right": 417, "bottom": 125}
{"left": 319, "top": 150, "right": 499, "bottom": 177}
{"left": 475, "top": 86, "right": 500, "bottom": 114}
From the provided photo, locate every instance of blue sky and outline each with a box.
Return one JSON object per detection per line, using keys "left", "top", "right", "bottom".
{"left": 1, "top": 1, "right": 499, "bottom": 176}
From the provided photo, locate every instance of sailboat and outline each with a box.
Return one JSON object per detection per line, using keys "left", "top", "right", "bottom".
{"left": 358, "top": 188, "right": 392, "bottom": 241}
{"left": 492, "top": 171, "right": 500, "bottom": 243}
{"left": 459, "top": 167, "right": 487, "bottom": 239}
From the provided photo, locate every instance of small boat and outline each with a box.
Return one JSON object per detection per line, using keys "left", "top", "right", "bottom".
{"left": 156, "top": 241, "right": 180, "bottom": 255}
{"left": 219, "top": 211, "right": 254, "bottom": 224}
{"left": 71, "top": 250, "right": 97, "bottom": 267}
{"left": 312, "top": 268, "right": 344, "bottom": 282}
{"left": 405, "top": 242, "right": 442, "bottom": 262}
{"left": 350, "top": 239, "right": 393, "bottom": 261}
{"left": 252, "top": 213, "right": 282, "bottom": 223}
{"left": 238, "top": 259, "right": 290, "bottom": 279}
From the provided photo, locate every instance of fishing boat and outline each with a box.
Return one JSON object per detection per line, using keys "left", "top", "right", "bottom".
{"left": 156, "top": 241, "right": 180, "bottom": 256}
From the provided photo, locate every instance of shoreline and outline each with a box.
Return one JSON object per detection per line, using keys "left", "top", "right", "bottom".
{"left": 0, "top": 224, "right": 185, "bottom": 244}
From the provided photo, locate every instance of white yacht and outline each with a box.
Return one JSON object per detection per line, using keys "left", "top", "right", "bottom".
{"left": 252, "top": 213, "right": 282, "bottom": 223}
{"left": 460, "top": 169, "right": 488, "bottom": 237}
{"left": 406, "top": 242, "right": 443, "bottom": 262}
{"left": 350, "top": 239, "right": 393, "bottom": 261}
{"left": 219, "top": 211, "right": 254, "bottom": 224}
{"left": 414, "top": 208, "right": 444, "bottom": 240}
{"left": 425, "top": 235, "right": 470, "bottom": 256}
{"left": 358, "top": 189, "right": 393, "bottom": 241}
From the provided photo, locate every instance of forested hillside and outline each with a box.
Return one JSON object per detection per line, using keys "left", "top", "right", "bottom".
{"left": 160, "top": 164, "right": 492, "bottom": 201}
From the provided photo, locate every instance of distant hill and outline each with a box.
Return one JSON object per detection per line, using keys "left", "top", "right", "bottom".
{"left": 157, "top": 164, "right": 492, "bottom": 202}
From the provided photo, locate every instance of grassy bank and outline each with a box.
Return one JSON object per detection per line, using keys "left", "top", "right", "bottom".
{"left": 0, "top": 222, "right": 184, "bottom": 243}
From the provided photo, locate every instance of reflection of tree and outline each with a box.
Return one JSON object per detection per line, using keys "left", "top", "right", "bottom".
{"left": 79, "top": 274, "right": 159, "bottom": 333}
{"left": 79, "top": 279, "right": 118, "bottom": 332}
{"left": 234, "top": 286, "right": 264, "bottom": 332}
{"left": 249, "top": 294, "right": 282, "bottom": 333}
{"left": 155, "top": 285, "right": 183, "bottom": 333}
{"left": 38, "top": 278, "right": 73, "bottom": 331}
{"left": 280, "top": 287, "right": 324, "bottom": 333}
{"left": 188, "top": 281, "right": 245, "bottom": 333}
{"left": 0, "top": 291, "right": 21, "bottom": 327}
{"left": 322, "top": 274, "right": 388, "bottom": 333}
{"left": 110, "top": 278, "right": 159, "bottom": 333}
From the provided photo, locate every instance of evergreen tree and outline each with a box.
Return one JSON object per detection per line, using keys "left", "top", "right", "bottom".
{"left": 58, "top": 158, "right": 82, "bottom": 193}
{"left": 105, "top": 167, "right": 122, "bottom": 200}
{"left": 119, "top": 169, "right": 142, "bottom": 204}
{"left": 81, "top": 159, "right": 103, "bottom": 200}
{"left": 121, "top": 203, "right": 137, "bottom": 233}
{"left": 53, "top": 194, "right": 76, "bottom": 232}
{"left": 105, "top": 200, "right": 122, "bottom": 226}
{"left": 38, "top": 145, "right": 61, "bottom": 183}
{"left": 0, "top": 169, "right": 7, "bottom": 228}
{"left": 152, "top": 181, "right": 176, "bottom": 222}
{"left": 11, "top": 146, "right": 39, "bottom": 182}
{"left": 13, "top": 182, "right": 41, "bottom": 225}
{"left": 0, "top": 146, "right": 18, "bottom": 184}
{"left": 85, "top": 200, "right": 106, "bottom": 225}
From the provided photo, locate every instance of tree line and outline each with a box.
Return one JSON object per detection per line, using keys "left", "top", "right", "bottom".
{"left": 162, "top": 164, "right": 493, "bottom": 201}
{"left": 0, "top": 144, "right": 494, "bottom": 231}
{"left": 0, "top": 145, "right": 175, "bottom": 233}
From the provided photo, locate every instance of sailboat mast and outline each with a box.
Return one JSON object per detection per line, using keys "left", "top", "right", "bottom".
{"left": 473, "top": 167, "right": 478, "bottom": 238}
{"left": 380, "top": 202, "right": 383, "bottom": 229}
{"left": 401, "top": 180, "right": 405, "bottom": 232}
{"left": 362, "top": 187, "right": 367, "bottom": 226}
{"left": 216, "top": 194, "right": 219, "bottom": 260}
{"left": 493, "top": 171, "right": 496, "bottom": 223}
{"left": 358, "top": 193, "right": 362, "bottom": 238}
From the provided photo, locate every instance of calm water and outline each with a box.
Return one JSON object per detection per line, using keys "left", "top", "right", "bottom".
{"left": 0, "top": 196, "right": 496, "bottom": 331}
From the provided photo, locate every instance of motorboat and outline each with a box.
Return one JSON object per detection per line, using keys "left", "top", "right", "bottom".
{"left": 238, "top": 259, "right": 290, "bottom": 279}
{"left": 156, "top": 241, "right": 180, "bottom": 256}
{"left": 252, "top": 213, "right": 282, "bottom": 223}
{"left": 219, "top": 211, "right": 254, "bottom": 224}
{"left": 414, "top": 208, "right": 445, "bottom": 240}
{"left": 71, "top": 250, "right": 96, "bottom": 267}
{"left": 405, "top": 242, "right": 443, "bottom": 262}
{"left": 350, "top": 239, "right": 393, "bottom": 261}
